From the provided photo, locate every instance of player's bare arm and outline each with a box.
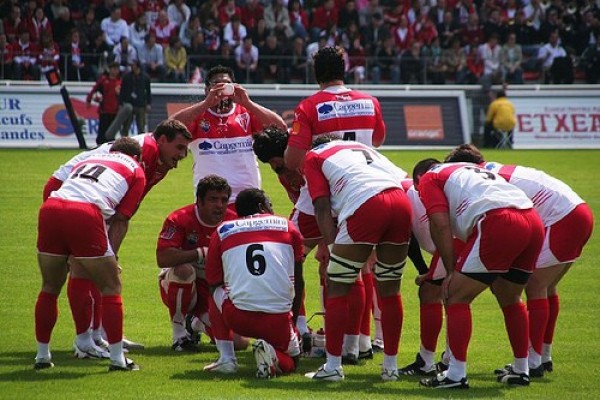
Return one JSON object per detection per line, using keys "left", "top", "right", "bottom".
{"left": 156, "top": 247, "right": 205, "bottom": 269}
{"left": 292, "top": 261, "right": 305, "bottom": 324}
{"left": 234, "top": 87, "right": 286, "bottom": 130}
{"left": 107, "top": 212, "right": 130, "bottom": 255}
{"left": 284, "top": 146, "right": 307, "bottom": 172}
{"left": 428, "top": 212, "right": 455, "bottom": 301}
{"left": 169, "top": 83, "right": 227, "bottom": 127}
{"left": 313, "top": 196, "right": 337, "bottom": 245}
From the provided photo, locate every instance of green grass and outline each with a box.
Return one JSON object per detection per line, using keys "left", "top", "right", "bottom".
{"left": 0, "top": 148, "right": 598, "bottom": 399}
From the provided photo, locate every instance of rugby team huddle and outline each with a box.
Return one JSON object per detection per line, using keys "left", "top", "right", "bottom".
{"left": 34, "top": 47, "right": 593, "bottom": 390}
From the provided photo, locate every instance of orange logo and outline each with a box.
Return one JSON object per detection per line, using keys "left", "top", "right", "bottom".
{"left": 404, "top": 105, "right": 444, "bottom": 140}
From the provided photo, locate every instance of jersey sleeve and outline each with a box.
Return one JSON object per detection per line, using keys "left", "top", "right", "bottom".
{"left": 288, "top": 221, "right": 305, "bottom": 262}
{"left": 288, "top": 101, "right": 313, "bottom": 150}
{"left": 156, "top": 213, "right": 187, "bottom": 251}
{"left": 115, "top": 168, "right": 146, "bottom": 218}
{"left": 303, "top": 151, "right": 330, "bottom": 201}
{"left": 418, "top": 172, "right": 450, "bottom": 215}
{"left": 205, "top": 231, "right": 224, "bottom": 287}
{"left": 372, "top": 97, "right": 386, "bottom": 147}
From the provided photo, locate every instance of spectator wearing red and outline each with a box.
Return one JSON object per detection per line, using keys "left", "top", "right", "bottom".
{"left": 465, "top": 43, "right": 483, "bottom": 83}
{"left": 223, "top": 14, "right": 247, "bottom": 49}
{"left": 459, "top": 12, "right": 484, "bottom": 46}
{"left": 29, "top": 7, "right": 53, "bottom": 46}
{"left": 86, "top": 61, "right": 121, "bottom": 145}
{"left": 415, "top": 16, "right": 438, "bottom": 47}
{"left": 140, "top": 0, "right": 167, "bottom": 26}
{"left": 38, "top": 31, "right": 60, "bottom": 74}
{"left": 392, "top": 15, "right": 414, "bottom": 53}
{"left": 151, "top": 9, "right": 177, "bottom": 48}
{"left": 219, "top": 0, "right": 242, "bottom": 26}
{"left": 121, "top": 0, "right": 145, "bottom": 25}
{"left": 310, "top": 0, "right": 338, "bottom": 42}
{"left": 383, "top": 2, "right": 407, "bottom": 28}
{"left": 3, "top": 4, "right": 29, "bottom": 44}
{"left": 11, "top": 29, "right": 40, "bottom": 80}
{"left": 241, "top": 0, "right": 264, "bottom": 31}
{"left": 61, "top": 28, "right": 87, "bottom": 81}
{"left": 288, "top": 0, "right": 309, "bottom": 39}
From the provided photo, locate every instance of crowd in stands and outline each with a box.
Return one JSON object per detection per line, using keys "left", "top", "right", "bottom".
{"left": 0, "top": 0, "right": 599, "bottom": 84}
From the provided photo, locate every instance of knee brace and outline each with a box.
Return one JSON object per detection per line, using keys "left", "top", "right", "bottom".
{"left": 327, "top": 255, "right": 363, "bottom": 283}
{"left": 374, "top": 259, "right": 406, "bottom": 281}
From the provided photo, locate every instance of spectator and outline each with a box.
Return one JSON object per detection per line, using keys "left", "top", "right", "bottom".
{"left": 310, "top": 0, "right": 338, "bottom": 42}
{"left": 43, "top": 0, "right": 64, "bottom": 26}
{"left": 258, "top": 34, "right": 283, "bottom": 83}
{"left": 453, "top": 0, "right": 476, "bottom": 26}
{"left": 138, "top": 32, "right": 165, "bottom": 81}
{"left": 429, "top": 0, "right": 448, "bottom": 27}
{"left": 198, "top": 0, "right": 221, "bottom": 27}
{"left": 580, "top": 32, "right": 600, "bottom": 83}
{"left": 61, "top": 28, "right": 87, "bottom": 81}
{"left": 3, "top": 4, "right": 27, "bottom": 44}
{"left": 129, "top": 12, "right": 149, "bottom": 50}
{"left": 282, "top": 36, "right": 308, "bottom": 83}
{"left": 443, "top": 37, "right": 468, "bottom": 83}
{"left": 522, "top": 0, "right": 545, "bottom": 40}
{"left": 203, "top": 19, "right": 221, "bottom": 56}
{"left": 248, "top": 17, "right": 269, "bottom": 49}
{"left": 537, "top": 30, "right": 571, "bottom": 84}
{"left": 423, "top": 36, "right": 446, "bottom": 84}
{"left": 219, "top": 0, "right": 241, "bottom": 26}
{"left": 84, "top": 30, "right": 112, "bottom": 80}
{"left": 223, "top": 14, "right": 246, "bottom": 49}
{"left": 482, "top": 8, "right": 506, "bottom": 43}
{"left": 179, "top": 14, "right": 202, "bottom": 49}
{"left": 361, "top": 12, "right": 389, "bottom": 57}
{"left": 187, "top": 31, "right": 209, "bottom": 80}
{"left": 383, "top": 1, "right": 407, "bottom": 28}
{"left": 213, "top": 41, "right": 236, "bottom": 71}
{"left": 347, "top": 37, "right": 367, "bottom": 84}
{"left": 338, "top": 0, "right": 360, "bottom": 31}
{"left": 288, "top": 0, "right": 308, "bottom": 40}
{"left": 37, "top": 31, "right": 59, "bottom": 76}
{"left": 359, "top": 0, "right": 384, "bottom": 28}
{"left": 167, "top": 0, "right": 191, "bottom": 27}
{"left": 120, "top": 0, "right": 144, "bottom": 25}
{"left": 86, "top": 61, "right": 121, "bottom": 145}
{"left": 141, "top": 0, "right": 164, "bottom": 27}
{"left": 539, "top": 9, "right": 562, "bottom": 45}
{"left": 77, "top": 7, "right": 100, "bottom": 48}
{"left": 101, "top": 6, "right": 129, "bottom": 48}
{"left": 437, "top": 11, "right": 459, "bottom": 49}
{"left": 11, "top": 29, "right": 40, "bottom": 80}
{"left": 0, "top": 33, "right": 14, "bottom": 79}
{"left": 459, "top": 12, "right": 484, "bottom": 47}
{"left": 371, "top": 36, "right": 400, "bottom": 84}
{"left": 234, "top": 35, "right": 259, "bottom": 83}
{"left": 118, "top": 59, "right": 152, "bottom": 134}
{"left": 164, "top": 35, "right": 187, "bottom": 83}
{"left": 392, "top": 15, "right": 414, "bottom": 54}
{"left": 151, "top": 9, "right": 177, "bottom": 48}
{"left": 241, "top": 0, "right": 264, "bottom": 31}
{"left": 479, "top": 33, "right": 503, "bottom": 93}
{"left": 263, "top": 0, "right": 294, "bottom": 40}
{"left": 112, "top": 35, "right": 138, "bottom": 74}
{"left": 415, "top": 16, "right": 439, "bottom": 47}
{"left": 29, "top": 7, "right": 52, "bottom": 46}
{"left": 501, "top": 0, "right": 520, "bottom": 25}
{"left": 52, "top": 6, "right": 74, "bottom": 48}
{"left": 95, "top": 0, "right": 115, "bottom": 23}
{"left": 501, "top": 32, "right": 523, "bottom": 84}
{"left": 507, "top": 11, "right": 538, "bottom": 49}
{"left": 400, "top": 40, "right": 425, "bottom": 83}
{"left": 465, "top": 43, "right": 483, "bottom": 83}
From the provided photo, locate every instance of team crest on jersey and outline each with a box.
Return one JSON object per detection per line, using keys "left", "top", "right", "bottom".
{"left": 316, "top": 99, "right": 375, "bottom": 121}
{"left": 200, "top": 120, "right": 210, "bottom": 132}
{"left": 235, "top": 112, "right": 250, "bottom": 132}
{"left": 186, "top": 232, "right": 198, "bottom": 246}
{"left": 160, "top": 225, "right": 177, "bottom": 240}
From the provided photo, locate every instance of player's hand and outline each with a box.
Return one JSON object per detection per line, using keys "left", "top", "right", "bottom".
{"left": 415, "top": 273, "right": 428, "bottom": 286}
{"left": 442, "top": 271, "right": 453, "bottom": 303}
{"left": 232, "top": 84, "right": 250, "bottom": 106}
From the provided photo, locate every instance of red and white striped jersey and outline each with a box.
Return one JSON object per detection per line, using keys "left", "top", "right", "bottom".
{"left": 401, "top": 179, "right": 436, "bottom": 254}
{"left": 206, "top": 214, "right": 304, "bottom": 313}
{"left": 482, "top": 162, "right": 585, "bottom": 227}
{"left": 51, "top": 152, "right": 146, "bottom": 219}
{"left": 304, "top": 141, "right": 407, "bottom": 222}
{"left": 51, "top": 133, "right": 164, "bottom": 198}
{"left": 289, "top": 85, "right": 386, "bottom": 151}
{"left": 188, "top": 104, "right": 264, "bottom": 202}
{"left": 418, "top": 162, "right": 532, "bottom": 241}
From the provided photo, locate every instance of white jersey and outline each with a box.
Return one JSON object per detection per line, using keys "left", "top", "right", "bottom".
{"left": 418, "top": 163, "right": 533, "bottom": 241}
{"left": 304, "top": 141, "right": 407, "bottom": 222}
{"left": 206, "top": 214, "right": 304, "bottom": 313}
{"left": 51, "top": 153, "right": 146, "bottom": 219}
{"left": 401, "top": 179, "right": 436, "bottom": 254}
{"left": 483, "top": 162, "right": 585, "bottom": 227}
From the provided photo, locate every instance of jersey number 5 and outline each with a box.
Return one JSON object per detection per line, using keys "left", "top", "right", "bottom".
{"left": 246, "top": 244, "right": 266, "bottom": 276}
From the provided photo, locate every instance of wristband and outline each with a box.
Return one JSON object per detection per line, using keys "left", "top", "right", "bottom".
{"left": 197, "top": 247, "right": 206, "bottom": 264}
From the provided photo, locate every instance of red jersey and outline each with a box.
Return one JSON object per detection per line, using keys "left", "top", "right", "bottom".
{"left": 157, "top": 204, "right": 237, "bottom": 252}
{"left": 289, "top": 85, "right": 386, "bottom": 151}
{"left": 86, "top": 74, "right": 122, "bottom": 114}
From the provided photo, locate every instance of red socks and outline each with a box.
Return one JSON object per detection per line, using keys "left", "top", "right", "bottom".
{"left": 325, "top": 295, "right": 348, "bottom": 357}
{"left": 101, "top": 295, "right": 123, "bottom": 344}
{"left": 420, "top": 303, "right": 443, "bottom": 352}
{"left": 446, "top": 303, "right": 471, "bottom": 362}
{"left": 67, "top": 277, "right": 93, "bottom": 335}
{"left": 379, "top": 294, "right": 403, "bottom": 356}
{"left": 35, "top": 292, "right": 58, "bottom": 343}
{"left": 527, "top": 298, "right": 549, "bottom": 355}
{"left": 361, "top": 273, "right": 374, "bottom": 336}
{"left": 502, "top": 301, "right": 529, "bottom": 359}
{"left": 346, "top": 280, "right": 365, "bottom": 335}
{"left": 545, "top": 295, "right": 560, "bottom": 345}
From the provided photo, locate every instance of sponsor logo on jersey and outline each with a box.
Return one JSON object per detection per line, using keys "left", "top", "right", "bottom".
{"left": 316, "top": 99, "right": 375, "bottom": 121}
{"left": 219, "top": 223, "right": 235, "bottom": 234}
{"left": 219, "top": 217, "right": 288, "bottom": 239}
{"left": 196, "top": 138, "right": 253, "bottom": 155}
{"left": 200, "top": 119, "right": 210, "bottom": 132}
{"left": 199, "top": 141, "right": 213, "bottom": 150}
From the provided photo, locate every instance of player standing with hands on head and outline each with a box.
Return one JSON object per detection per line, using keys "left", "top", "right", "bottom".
{"left": 303, "top": 137, "right": 411, "bottom": 382}
{"left": 35, "top": 138, "right": 146, "bottom": 372}
{"left": 170, "top": 65, "right": 286, "bottom": 206}
{"left": 414, "top": 159, "right": 545, "bottom": 389}
{"left": 204, "top": 189, "right": 305, "bottom": 378}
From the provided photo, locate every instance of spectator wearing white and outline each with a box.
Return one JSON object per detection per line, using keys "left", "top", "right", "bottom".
{"left": 113, "top": 36, "right": 138, "bottom": 74}
{"left": 101, "top": 6, "right": 130, "bottom": 47}
{"left": 264, "top": 0, "right": 294, "bottom": 39}
{"left": 479, "top": 33, "right": 503, "bottom": 93}
{"left": 537, "top": 30, "right": 567, "bottom": 71}
{"left": 179, "top": 15, "right": 203, "bottom": 49}
{"left": 223, "top": 15, "right": 247, "bottom": 49}
{"left": 138, "top": 32, "right": 166, "bottom": 81}
{"left": 129, "top": 13, "right": 149, "bottom": 50}
{"left": 501, "top": 32, "right": 523, "bottom": 84}
{"left": 152, "top": 10, "right": 178, "bottom": 48}
{"left": 167, "top": 0, "right": 191, "bottom": 27}
{"left": 234, "top": 36, "right": 259, "bottom": 83}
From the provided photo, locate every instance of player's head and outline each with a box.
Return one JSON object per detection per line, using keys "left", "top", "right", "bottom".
{"left": 196, "top": 175, "right": 231, "bottom": 225}
{"left": 253, "top": 126, "right": 289, "bottom": 164}
{"left": 412, "top": 158, "right": 440, "bottom": 187}
{"left": 153, "top": 119, "right": 192, "bottom": 170}
{"left": 312, "top": 133, "right": 341, "bottom": 148}
{"left": 205, "top": 65, "right": 235, "bottom": 114}
{"left": 110, "top": 137, "right": 142, "bottom": 159}
{"left": 313, "top": 46, "right": 346, "bottom": 85}
{"left": 235, "top": 188, "right": 273, "bottom": 217}
{"left": 444, "top": 144, "right": 485, "bottom": 163}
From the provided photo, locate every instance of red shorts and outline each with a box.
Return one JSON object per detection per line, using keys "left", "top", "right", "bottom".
{"left": 457, "top": 208, "right": 544, "bottom": 274}
{"left": 42, "top": 176, "right": 62, "bottom": 201}
{"left": 159, "top": 275, "right": 210, "bottom": 315}
{"left": 289, "top": 208, "right": 322, "bottom": 240}
{"left": 337, "top": 188, "right": 412, "bottom": 245}
{"left": 426, "top": 239, "right": 465, "bottom": 281}
{"left": 537, "top": 203, "right": 594, "bottom": 268}
{"left": 221, "top": 298, "right": 300, "bottom": 357}
{"left": 37, "top": 198, "right": 112, "bottom": 257}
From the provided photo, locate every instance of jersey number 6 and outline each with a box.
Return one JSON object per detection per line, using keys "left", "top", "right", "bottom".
{"left": 246, "top": 244, "right": 267, "bottom": 276}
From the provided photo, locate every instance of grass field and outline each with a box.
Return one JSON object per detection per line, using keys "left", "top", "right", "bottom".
{"left": 0, "top": 148, "right": 598, "bottom": 399}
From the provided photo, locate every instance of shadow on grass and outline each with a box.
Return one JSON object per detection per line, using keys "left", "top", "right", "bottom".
{"left": 0, "top": 351, "right": 103, "bottom": 381}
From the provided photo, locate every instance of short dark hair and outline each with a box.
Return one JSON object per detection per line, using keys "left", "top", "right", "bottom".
{"left": 253, "top": 126, "right": 288, "bottom": 163}
{"left": 312, "top": 133, "right": 341, "bottom": 148}
{"left": 110, "top": 137, "right": 142, "bottom": 158}
{"left": 196, "top": 175, "right": 232, "bottom": 202}
{"left": 444, "top": 144, "right": 485, "bottom": 163}
{"left": 496, "top": 89, "right": 506, "bottom": 98}
{"left": 235, "top": 188, "right": 271, "bottom": 217}
{"left": 154, "top": 119, "right": 192, "bottom": 141}
{"left": 206, "top": 65, "right": 235, "bottom": 84}
{"left": 313, "top": 46, "right": 346, "bottom": 84}
{"left": 412, "top": 158, "right": 440, "bottom": 184}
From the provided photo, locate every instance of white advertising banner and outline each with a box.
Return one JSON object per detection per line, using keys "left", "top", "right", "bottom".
{"left": 512, "top": 94, "right": 600, "bottom": 149}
